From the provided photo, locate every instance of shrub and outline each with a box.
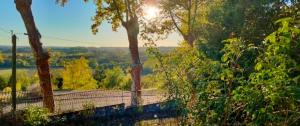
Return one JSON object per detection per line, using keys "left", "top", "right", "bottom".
{"left": 23, "top": 106, "right": 49, "bottom": 126}
{"left": 81, "top": 102, "right": 95, "bottom": 118}
{"left": 2, "top": 87, "right": 11, "bottom": 92}
{"left": 51, "top": 70, "right": 63, "bottom": 90}
{"left": 0, "top": 76, "right": 7, "bottom": 90}
{"left": 55, "top": 77, "right": 63, "bottom": 90}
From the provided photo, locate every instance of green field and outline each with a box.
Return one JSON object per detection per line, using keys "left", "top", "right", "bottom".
{"left": 0, "top": 68, "right": 37, "bottom": 76}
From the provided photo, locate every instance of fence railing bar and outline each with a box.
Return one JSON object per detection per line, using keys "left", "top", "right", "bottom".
{"left": 0, "top": 89, "right": 167, "bottom": 114}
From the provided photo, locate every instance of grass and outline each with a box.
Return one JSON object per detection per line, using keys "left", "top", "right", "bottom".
{"left": 0, "top": 68, "right": 37, "bottom": 76}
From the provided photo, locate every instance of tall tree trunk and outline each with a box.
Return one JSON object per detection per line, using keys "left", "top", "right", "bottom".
{"left": 124, "top": 17, "right": 142, "bottom": 106}
{"left": 183, "top": 33, "right": 195, "bottom": 47}
{"left": 15, "top": 0, "right": 55, "bottom": 112}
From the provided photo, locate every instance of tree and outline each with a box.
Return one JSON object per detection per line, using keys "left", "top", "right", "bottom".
{"left": 15, "top": 0, "right": 55, "bottom": 112}
{"left": 62, "top": 57, "right": 97, "bottom": 90}
{"left": 0, "top": 52, "right": 3, "bottom": 63}
{"left": 57, "top": 0, "right": 144, "bottom": 105}
{"left": 94, "top": 65, "right": 106, "bottom": 88}
{"left": 164, "top": 0, "right": 203, "bottom": 46}
{"left": 144, "top": 0, "right": 211, "bottom": 111}
{"left": 142, "top": 0, "right": 205, "bottom": 47}
{"left": 100, "top": 66, "right": 131, "bottom": 90}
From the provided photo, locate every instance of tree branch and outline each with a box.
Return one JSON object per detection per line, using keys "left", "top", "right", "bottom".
{"left": 188, "top": 0, "right": 192, "bottom": 34}
{"left": 174, "top": 13, "right": 188, "bottom": 24}
{"left": 124, "top": 0, "right": 129, "bottom": 22}
{"left": 168, "top": 9, "right": 185, "bottom": 37}
{"left": 112, "top": 0, "right": 125, "bottom": 24}
{"left": 191, "top": 0, "right": 199, "bottom": 32}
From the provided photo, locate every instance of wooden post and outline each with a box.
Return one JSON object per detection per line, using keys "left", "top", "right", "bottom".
{"left": 11, "top": 32, "right": 17, "bottom": 119}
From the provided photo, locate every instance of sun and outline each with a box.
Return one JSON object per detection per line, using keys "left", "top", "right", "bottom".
{"left": 143, "top": 6, "right": 160, "bottom": 20}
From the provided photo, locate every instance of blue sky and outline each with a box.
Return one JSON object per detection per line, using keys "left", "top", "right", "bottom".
{"left": 0, "top": 0, "right": 180, "bottom": 47}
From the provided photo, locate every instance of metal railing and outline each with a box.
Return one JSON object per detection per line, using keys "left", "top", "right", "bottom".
{"left": 0, "top": 89, "right": 167, "bottom": 115}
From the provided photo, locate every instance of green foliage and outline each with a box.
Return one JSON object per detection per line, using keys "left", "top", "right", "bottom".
{"left": 0, "top": 70, "right": 38, "bottom": 91}
{"left": 54, "top": 77, "right": 63, "bottom": 90}
{"left": 149, "top": 15, "right": 300, "bottom": 125}
{"left": 145, "top": 2, "right": 300, "bottom": 125}
{"left": 23, "top": 106, "right": 49, "bottom": 126}
{"left": 141, "top": 74, "right": 164, "bottom": 89}
{"left": 90, "top": 0, "right": 127, "bottom": 33}
{"left": 0, "top": 47, "right": 165, "bottom": 70}
{"left": 147, "top": 42, "right": 208, "bottom": 124}
{"left": 93, "top": 65, "right": 106, "bottom": 87}
{"left": 57, "top": 0, "right": 141, "bottom": 34}
{"left": 2, "top": 87, "right": 11, "bottom": 92}
{"left": 0, "top": 76, "right": 7, "bottom": 90}
{"left": 233, "top": 17, "right": 300, "bottom": 125}
{"left": 51, "top": 70, "right": 63, "bottom": 90}
{"left": 100, "top": 66, "right": 131, "bottom": 90}
{"left": 16, "top": 70, "right": 39, "bottom": 91}
{"left": 142, "top": 0, "right": 207, "bottom": 45}
{"left": 62, "top": 57, "right": 97, "bottom": 90}
{"left": 81, "top": 102, "right": 96, "bottom": 118}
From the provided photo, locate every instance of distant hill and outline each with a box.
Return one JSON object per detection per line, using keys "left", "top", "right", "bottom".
{"left": 0, "top": 46, "right": 175, "bottom": 54}
{"left": 0, "top": 46, "right": 175, "bottom": 69}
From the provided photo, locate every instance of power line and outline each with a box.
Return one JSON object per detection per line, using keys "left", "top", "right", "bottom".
{"left": 43, "top": 35, "right": 99, "bottom": 44}
{"left": 14, "top": 32, "right": 99, "bottom": 44}
{"left": 0, "top": 26, "right": 100, "bottom": 45}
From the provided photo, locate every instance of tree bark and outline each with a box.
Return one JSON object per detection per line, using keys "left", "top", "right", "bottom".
{"left": 15, "top": 0, "right": 55, "bottom": 112}
{"left": 183, "top": 33, "right": 195, "bottom": 47}
{"left": 124, "top": 17, "right": 142, "bottom": 106}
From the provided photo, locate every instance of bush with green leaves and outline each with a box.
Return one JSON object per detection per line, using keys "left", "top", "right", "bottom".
{"left": 23, "top": 106, "right": 49, "bottom": 126}
{"left": 99, "top": 66, "right": 132, "bottom": 90}
{"left": 148, "top": 17, "right": 300, "bottom": 125}
{"left": 147, "top": 42, "right": 208, "bottom": 124}
{"left": 81, "top": 102, "right": 96, "bottom": 118}
{"left": 0, "top": 75, "right": 7, "bottom": 90}
{"left": 231, "top": 17, "right": 300, "bottom": 125}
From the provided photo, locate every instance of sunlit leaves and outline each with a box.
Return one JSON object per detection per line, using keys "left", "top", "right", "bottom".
{"left": 62, "top": 57, "right": 97, "bottom": 90}
{"left": 59, "top": 0, "right": 140, "bottom": 34}
{"left": 221, "top": 38, "right": 245, "bottom": 63}
{"left": 265, "top": 17, "right": 300, "bottom": 55}
{"left": 91, "top": 0, "right": 126, "bottom": 33}
{"left": 240, "top": 17, "right": 300, "bottom": 124}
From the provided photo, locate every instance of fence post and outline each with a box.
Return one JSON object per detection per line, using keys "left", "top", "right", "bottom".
{"left": 11, "top": 32, "right": 17, "bottom": 119}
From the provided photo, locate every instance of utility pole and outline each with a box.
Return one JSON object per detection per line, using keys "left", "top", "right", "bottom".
{"left": 11, "top": 30, "right": 17, "bottom": 119}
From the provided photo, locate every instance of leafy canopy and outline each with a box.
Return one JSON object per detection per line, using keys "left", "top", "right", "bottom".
{"left": 62, "top": 57, "right": 97, "bottom": 90}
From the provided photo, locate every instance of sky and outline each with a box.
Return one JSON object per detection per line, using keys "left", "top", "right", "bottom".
{"left": 0, "top": 0, "right": 180, "bottom": 47}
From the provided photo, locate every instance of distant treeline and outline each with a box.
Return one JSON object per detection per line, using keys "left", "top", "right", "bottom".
{"left": 0, "top": 46, "right": 174, "bottom": 70}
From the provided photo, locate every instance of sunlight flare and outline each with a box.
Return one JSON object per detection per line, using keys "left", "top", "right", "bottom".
{"left": 143, "top": 6, "right": 160, "bottom": 20}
